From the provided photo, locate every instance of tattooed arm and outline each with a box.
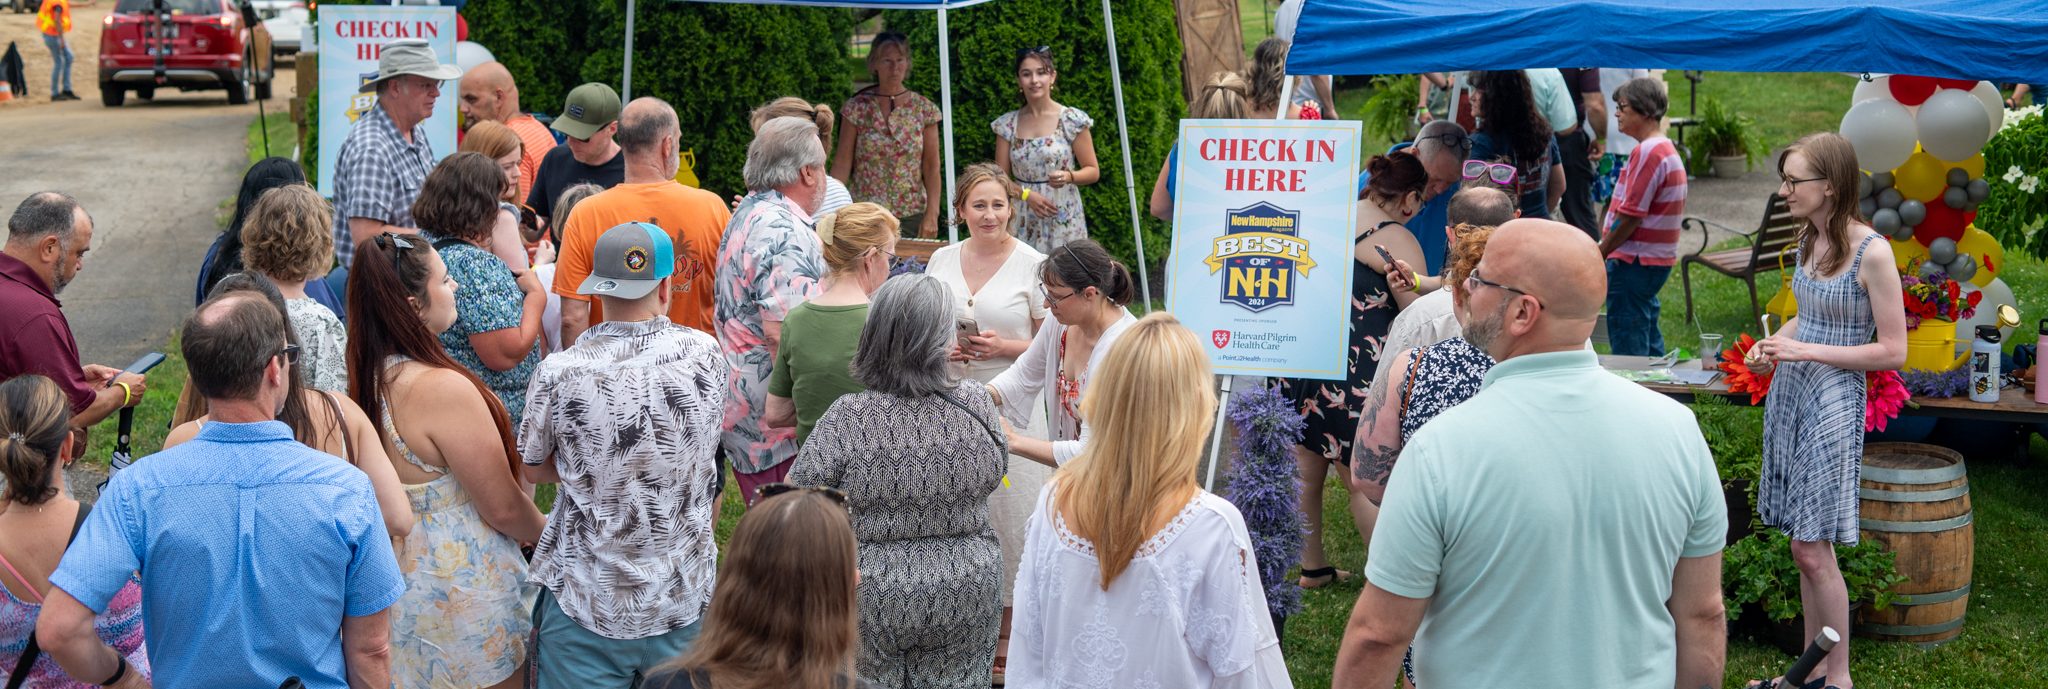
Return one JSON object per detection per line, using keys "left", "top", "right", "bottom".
{"left": 1352, "top": 347, "right": 1417, "bottom": 505}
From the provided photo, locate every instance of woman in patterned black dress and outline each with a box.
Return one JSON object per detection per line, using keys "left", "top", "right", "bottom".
{"left": 1746, "top": 133, "right": 1907, "bottom": 689}
{"left": 1280, "top": 154, "right": 1431, "bottom": 588}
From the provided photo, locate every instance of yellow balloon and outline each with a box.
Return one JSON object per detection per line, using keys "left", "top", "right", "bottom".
{"left": 1943, "top": 153, "right": 1987, "bottom": 181}
{"left": 1893, "top": 149, "right": 1948, "bottom": 201}
{"left": 1892, "top": 235, "right": 1929, "bottom": 272}
{"left": 1955, "top": 224, "right": 2004, "bottom": 287}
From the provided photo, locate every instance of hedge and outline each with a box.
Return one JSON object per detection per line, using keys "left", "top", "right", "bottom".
{"left": 883, "top": 0, "right": 1186, "bottom": 274}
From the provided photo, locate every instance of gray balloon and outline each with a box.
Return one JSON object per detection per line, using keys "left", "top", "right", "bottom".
{"left": 1945, "top": 186, "right": 1970, "bottom": 209}
{"left": 1859, "top": 174, "right": 1874, "bottom": 199}
{"left": 1968, "top": 178, "right": 1991, "bottom": 202}
{"left": 1877, "top": 188, "right": 1904, "bottom": 209}
{"left": 1897, "top": 199, "right": 1928, "bottom": 226}
{"left": 1929, "top": 237, "right": 1959, "bottom": 265}
{"left": 1859, "top": 197, "right": 1878, "bottom": 218}
{"left": 1898, "top": 222, "right": 1922, "bottom": 240}
{"left": 1871, "top": 208, "right": 1902, "bottom": 234}
{"left": 1873, "top": 171, "right": 1896, "bottom": 189}
{"left": 1947, "top": 167, "right": 1970, "bottom": 187}
{"left": 1920, "top": 259, "right": 1947, "bottom": 279}
{"left": 1947, "top": 255, "right": 1977, "bottom": 282}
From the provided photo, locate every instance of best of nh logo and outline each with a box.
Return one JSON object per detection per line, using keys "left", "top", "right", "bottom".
{"left": 1204, "top": 201, "right": 1316, "bottom": 313}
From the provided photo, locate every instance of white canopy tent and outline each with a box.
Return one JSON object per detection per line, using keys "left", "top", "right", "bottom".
{"left": 620, "top": 0, "right": 1155, "bottom": 306}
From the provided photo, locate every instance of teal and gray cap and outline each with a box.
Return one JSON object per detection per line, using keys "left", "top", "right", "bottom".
{"left": 577, "top": 222, "right": 674, "bottom": 299}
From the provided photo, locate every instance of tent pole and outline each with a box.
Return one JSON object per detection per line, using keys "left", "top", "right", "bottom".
{"left": 938, "top": 7, "right": 958, "bottom": 243}
{"left": 622, "top": 0, "right": 635, "bottom": 100}
{"left": 1100, "top": 0, "right": 1153, "bottom": 310}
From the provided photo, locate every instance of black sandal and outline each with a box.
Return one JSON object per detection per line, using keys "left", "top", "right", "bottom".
{"left": 1297, "top": 566, "right": 1352, "bottom": 589}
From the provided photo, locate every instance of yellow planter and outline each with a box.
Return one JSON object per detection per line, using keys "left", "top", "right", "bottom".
{"left": 1905, "top": 319, "right": 1968, "bottom": 372}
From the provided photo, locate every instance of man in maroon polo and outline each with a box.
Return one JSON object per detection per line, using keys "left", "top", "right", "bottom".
{"left": 2, "top": 192, "right": 148, "bottom": 441}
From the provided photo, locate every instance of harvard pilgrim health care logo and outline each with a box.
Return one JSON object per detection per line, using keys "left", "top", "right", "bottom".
{"left": 1204, "top": 201, "right": 1316, "bottom": 313}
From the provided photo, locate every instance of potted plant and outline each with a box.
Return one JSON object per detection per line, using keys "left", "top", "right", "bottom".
{"left": 1722, "top": 531, "right": 1909, "bottom": 654}
{"left": 1691, "top": 395, "right": 1763, "bottom": 544}
{"left": 1690, "top": 96, "right": 1769, "bottom": 179}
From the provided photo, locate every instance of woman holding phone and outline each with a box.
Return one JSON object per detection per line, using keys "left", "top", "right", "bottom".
{"left": 1277, "top": 153, "right": 1429, "bottom": 589}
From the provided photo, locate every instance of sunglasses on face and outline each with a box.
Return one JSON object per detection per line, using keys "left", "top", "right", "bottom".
{"left": 1462, "top": 160, "right": 1518, "bottom": 186}
{"left": 277, "top": 343, "right": 301, "bottom": 365}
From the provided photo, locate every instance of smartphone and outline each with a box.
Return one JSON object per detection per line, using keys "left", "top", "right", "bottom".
{"left": 956, "top": 317, "right": 981, "bottom": 349}
{"left": 105, "top": 352, "right": 166, "bottom": 388}
{"left": 1373, "top": 244, "right": 1397, "bottom": 267}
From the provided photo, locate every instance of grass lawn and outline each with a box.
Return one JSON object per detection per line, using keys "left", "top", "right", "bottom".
{"left": 1667, "top": 71, "right": 1855, "bottom": 154}
{"left": 247, "top": 110, "right": 295, "bottom": 165}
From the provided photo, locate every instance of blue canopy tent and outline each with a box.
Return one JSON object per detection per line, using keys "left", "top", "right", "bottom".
{"left": 1286, "top": 0, "right": 2048, "bottom": 84}
{"left": 620, "top": 0, "right": 1155, "bottom": 305}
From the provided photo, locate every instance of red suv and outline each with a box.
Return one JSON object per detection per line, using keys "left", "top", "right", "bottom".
{"left": 97, "top": 0, "right": 274, "bottom": 106}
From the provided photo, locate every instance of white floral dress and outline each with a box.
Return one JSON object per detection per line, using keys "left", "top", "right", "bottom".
{"left": 993, "top": 107, "right": 1094, "bottom": 251}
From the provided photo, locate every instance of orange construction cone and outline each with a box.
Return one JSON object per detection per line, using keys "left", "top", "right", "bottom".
{"left": 0, "top": 80, "right": 12, "bottom": 103}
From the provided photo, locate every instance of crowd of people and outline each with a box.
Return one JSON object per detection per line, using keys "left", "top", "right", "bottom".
{"left": 0, "top": 21, "right": 1916, "bottom": 689}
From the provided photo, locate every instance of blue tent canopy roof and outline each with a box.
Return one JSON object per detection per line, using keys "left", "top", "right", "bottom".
{"left": 1286, "top": 0, "right": 2048, "bottom": 85}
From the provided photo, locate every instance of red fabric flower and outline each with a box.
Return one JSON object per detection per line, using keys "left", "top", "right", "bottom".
{"left": 1719, "top": 333, "right": 1774, "bottom": 405}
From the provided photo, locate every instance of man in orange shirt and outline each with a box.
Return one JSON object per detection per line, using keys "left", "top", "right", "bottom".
{"left": 37, "top": 0, "right": 76, "bottom": 101}
{"left": 459, "top": 61, "right": 557, "bottom": 203}
{"left": 554, "top": 97, "right": 729, "bottom": 343}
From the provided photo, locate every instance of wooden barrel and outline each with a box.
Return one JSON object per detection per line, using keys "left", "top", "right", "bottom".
{"left": 1855, "top": 442, "right": 1973, "bottom": 647}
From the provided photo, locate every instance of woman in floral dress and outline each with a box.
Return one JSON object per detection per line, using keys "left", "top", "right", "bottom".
{"left": 834, "top": 32, "right": 944, "bottom": 238}
{"left": 993, "top": 46, "right": 1100, "bottom": 251}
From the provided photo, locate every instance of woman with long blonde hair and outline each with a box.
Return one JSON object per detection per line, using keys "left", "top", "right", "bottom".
{"left": 1008, "top": 313, "right": 1291, "bottom": 688}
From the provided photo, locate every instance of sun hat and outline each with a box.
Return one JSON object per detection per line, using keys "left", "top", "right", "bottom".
{"left": 552, "top": 82, "right": 623, "bottom": 140}
{"left": 358, "top": 39, "right": 463, "bottom": 93}
{"left": 577, "top": 222, "right": 675, "bottom": 299}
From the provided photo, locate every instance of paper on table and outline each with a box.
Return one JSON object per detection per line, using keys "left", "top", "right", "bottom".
{"left": 1670, "top": 368, "right": 1721, "bottom": 386}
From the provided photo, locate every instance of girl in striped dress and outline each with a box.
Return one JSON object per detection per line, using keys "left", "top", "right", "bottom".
{"left": 1747, "top": 133, "right": 1908, "bottom": 689}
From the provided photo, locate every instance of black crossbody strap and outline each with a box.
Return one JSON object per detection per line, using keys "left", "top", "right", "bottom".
{"left": 7, "top": 504, "right": 91, "bottom": 689}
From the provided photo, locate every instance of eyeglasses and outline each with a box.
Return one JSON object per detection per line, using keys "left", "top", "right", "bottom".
{"left": 1462, "top": 160, "right": 1518, "bottom": 186}
{"left": 1464, "top": 266, "right": 1541, "bottom": 306}
{"left": 1417, "top": 130, "right": 1472, "bottom": 157}
{"left": 276, "top": 343, "right": 301, "bottom": 365}
{"left": 756, "top": 482, "right": 849, "bottom": 507}
{"left": 375, "top": 232, "right": 418, "bottom": 277}
{"left": 1779, "top": 175, "right": 1826, "bottom": 190}
{"left": 1043, "top": 287, "right": 1082, "bottom": 308}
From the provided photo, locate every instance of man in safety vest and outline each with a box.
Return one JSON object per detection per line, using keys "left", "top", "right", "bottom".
{"left": 37, "top": 0, "right": 76, "bottom": 101}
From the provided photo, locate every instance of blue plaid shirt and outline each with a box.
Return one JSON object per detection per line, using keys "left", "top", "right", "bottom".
{"left": 50, "top": 420, "right": 406, "bottom": 689}
{"left": 331, "top": 103, "right": 435, "bottom": 267}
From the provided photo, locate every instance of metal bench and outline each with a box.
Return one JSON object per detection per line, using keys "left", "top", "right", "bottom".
{"left": 1678, "top": 193, "right": 1803, "bottom": 322}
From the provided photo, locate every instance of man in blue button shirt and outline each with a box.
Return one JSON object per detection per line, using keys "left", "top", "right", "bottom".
{"left": 1357, "top": 120, "right": 1471, "bottom": 274}
{"left": 37, "top": 293, "right": 406, "bottom": 689}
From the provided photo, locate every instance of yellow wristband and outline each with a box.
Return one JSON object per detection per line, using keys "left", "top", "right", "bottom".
{"left": 1410, "top": 271, "right": 1423, "bottom": 293}
{"left": 116, "top": 381, "right": 135, "bottom": 407}
{"left": 1020, "top": 189, "right": 1030, "bottom": 201}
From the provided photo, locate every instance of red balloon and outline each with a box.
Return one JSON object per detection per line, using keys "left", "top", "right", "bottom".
{"left": 1890, "top": 75, "right": 1939, "bottom": 105}
{"left": 457, "top": 13, "right": 469, "bottom": 42}
{"left": 1915, "top": 200, "right": 1968, "bottom": 245}
{"left": 1935, "top": 78, "right": 1977, "bottom": 91}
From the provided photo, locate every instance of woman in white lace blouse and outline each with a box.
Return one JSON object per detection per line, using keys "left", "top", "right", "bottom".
{"left": 1009, "top": 313, "right": 1293, "bottom": 689}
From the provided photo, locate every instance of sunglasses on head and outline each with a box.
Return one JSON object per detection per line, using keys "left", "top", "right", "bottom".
{"left": 1462, "top": 160, "right": 1518, "bottom": 186}
{"left": 756, "top": 482, "right": 850, "bottom": 507}
{"left": 1016, "top": 45, "right": 1052, "bottom": 61}
{"left": 374, "top": 232, "right": 419, "bottom": 277}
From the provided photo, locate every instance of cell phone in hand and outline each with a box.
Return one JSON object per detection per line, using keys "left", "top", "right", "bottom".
{"left": 1373, "top": 244, "right": 1398, "bottom": 270}
{"left": 956, "top": 317, "right": 981, "bottom": 349}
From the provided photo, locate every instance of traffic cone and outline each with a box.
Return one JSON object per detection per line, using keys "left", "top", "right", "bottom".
{"left": 0, "top": 80, "right": 12, "bottom": 103}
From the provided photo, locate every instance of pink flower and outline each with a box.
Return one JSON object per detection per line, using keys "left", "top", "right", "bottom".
{"left": 1866, "top": 370, "right": 1910, "bottom": 432}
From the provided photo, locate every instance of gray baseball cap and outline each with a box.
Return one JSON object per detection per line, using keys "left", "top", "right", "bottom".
{"left": 553, "top": 83, "right": 623, "bottom": 140}
{"left": 577, "top": 222, "right": 675, "bottom": 299}
{"left": 358, "top": 39, "right": 463, "bottom": 93}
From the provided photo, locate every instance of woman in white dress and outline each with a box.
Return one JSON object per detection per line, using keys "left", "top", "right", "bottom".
{"left": 1009, "top": 312, "right": 1292, "bottom": 689}
{"left": 926, "top": 164, "right": 1050, "bottom": 681}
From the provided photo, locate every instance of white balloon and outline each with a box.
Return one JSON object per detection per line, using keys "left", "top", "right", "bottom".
{"left": 1851, "top": 75, "right": 1893, "bottom": 107}
{"left": 1841, "top": 99, "right": 1917, "bottom": 172}
{"left": 1969, "top": 81, "right": 2006, "bottom": 136}
{"left": 1918, "top": 88, "right": 1993, "bottom": 161}
{"left": 1954, "top": 278, "right": 2018, "bottom": 358}
{"left": 455, "top": 42, "right": 497, "bottom": 76}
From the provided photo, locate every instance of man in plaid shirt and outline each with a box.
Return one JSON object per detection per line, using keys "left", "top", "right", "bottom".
{"left": 330, "top": 39, "right": 461, "bottom": 270}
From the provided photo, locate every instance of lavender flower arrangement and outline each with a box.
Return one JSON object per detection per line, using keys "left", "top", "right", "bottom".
{"left": 889, "top": 255, "right": 928, "bottom": 277}
{"left": 1220, "top": 382, "right": 1307, "bottom": 620}
{"left": 1901, "top": 367, "right": 1970, "bottom": 398}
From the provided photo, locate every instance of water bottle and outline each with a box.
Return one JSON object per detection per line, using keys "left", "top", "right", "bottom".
{"left": 2037, "top": 319, "right": 2048, "bottom": 405}
{"left": 1970, "top": 325, "right": 2002, "bottom": 403}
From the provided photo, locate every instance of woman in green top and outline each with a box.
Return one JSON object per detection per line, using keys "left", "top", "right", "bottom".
{"left": 766, "top": 202, "right": 902, "bottom": 443}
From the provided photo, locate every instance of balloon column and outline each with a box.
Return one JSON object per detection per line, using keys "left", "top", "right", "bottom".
{"left": 1840, "top": 74, "right": 2014, "bottom": 365}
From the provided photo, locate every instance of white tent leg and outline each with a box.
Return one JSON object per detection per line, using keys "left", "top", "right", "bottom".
{"left": 1100, "top": 0, "right": 1152, "bottom": 310}
{"left": 938, "top": 8, "right": 958, "bottom": 243}
{"left": 623, "top": 0, "right": 635, "bottom": 100}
